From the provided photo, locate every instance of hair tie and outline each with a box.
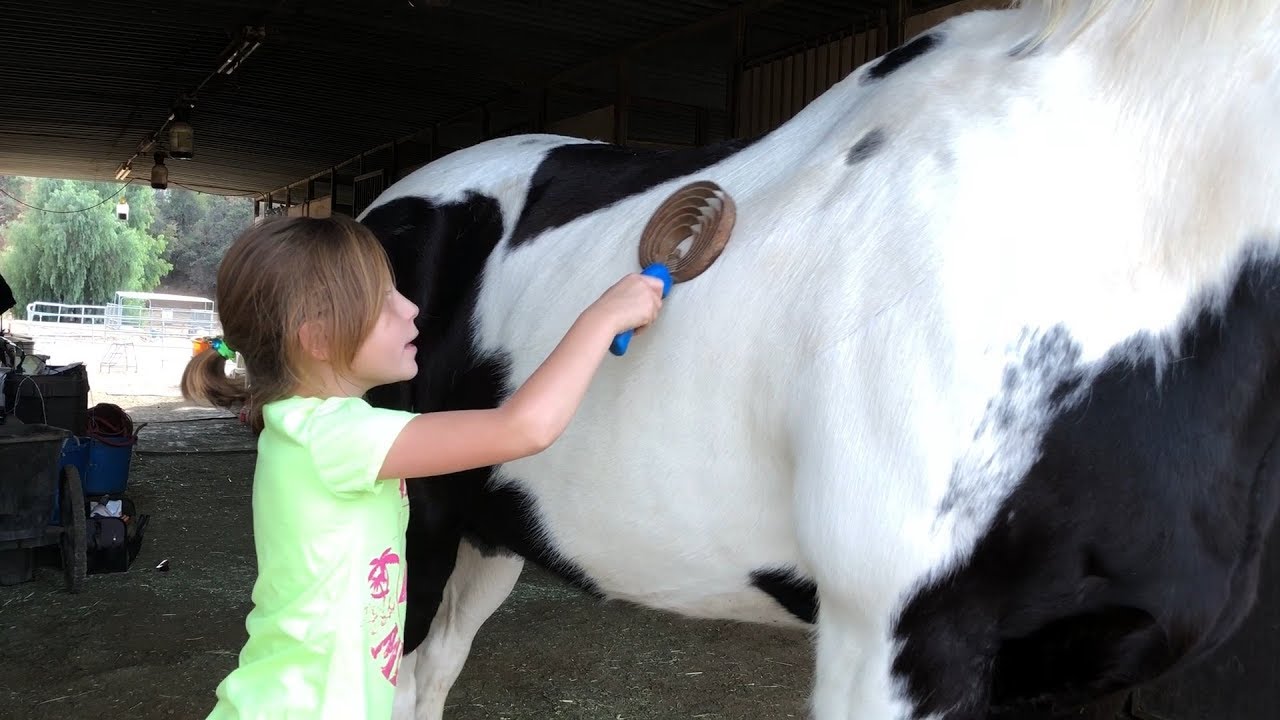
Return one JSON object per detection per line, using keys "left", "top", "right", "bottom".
{"left": 210, "top": 337, "right": 237, "bottom": 361}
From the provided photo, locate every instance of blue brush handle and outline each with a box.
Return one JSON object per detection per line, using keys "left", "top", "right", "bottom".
{"left": 610, "top": 262, "right": 672, "bottom": 356}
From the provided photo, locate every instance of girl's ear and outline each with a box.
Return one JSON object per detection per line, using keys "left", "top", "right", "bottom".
{"left": 298, "top": 321, "right": 330, "bottom": 362}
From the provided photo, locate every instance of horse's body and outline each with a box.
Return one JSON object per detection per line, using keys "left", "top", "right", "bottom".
{"left": 359, "top": 1, "right": 1280, "bottom": 717}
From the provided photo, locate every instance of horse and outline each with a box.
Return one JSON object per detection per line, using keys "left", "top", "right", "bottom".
{"left": 358, "top": 1, "right": 1280, "bottom": 717}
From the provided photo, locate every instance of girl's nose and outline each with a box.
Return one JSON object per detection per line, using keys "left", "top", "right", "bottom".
{"left": 400, "top": 292, "right": 419, "bottom": 320}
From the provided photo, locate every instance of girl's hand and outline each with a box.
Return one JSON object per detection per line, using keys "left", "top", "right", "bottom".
{"left": 380, "top": 271, "right": 668, "bottom": 481}
{"left": 586, "top": 272, "right": 665, "bottom": 336}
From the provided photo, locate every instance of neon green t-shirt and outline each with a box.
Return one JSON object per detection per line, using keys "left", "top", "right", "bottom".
{"left": 206, "top": 395, "right": 418, "bottom": 720}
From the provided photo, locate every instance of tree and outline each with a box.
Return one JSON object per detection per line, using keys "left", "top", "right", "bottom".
{"left": 0, "top": 175, "right": 31, "bottom": 251}
{"left": 152, "top": 189, "right": 252, "bottom": 297}
{"left": 0, "top": 179, "right": 172, "bottom": 317}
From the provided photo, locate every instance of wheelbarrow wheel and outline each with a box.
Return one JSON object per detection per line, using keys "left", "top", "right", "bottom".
{"left": 59, "top": 465, "right": 86, "bottom": 593}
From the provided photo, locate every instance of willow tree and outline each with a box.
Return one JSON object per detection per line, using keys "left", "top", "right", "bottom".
{"left": 0, "top": 179, "right": 170, "bottom": 317}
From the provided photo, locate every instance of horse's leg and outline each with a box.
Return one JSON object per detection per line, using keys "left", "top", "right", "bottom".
{"left": 391, "top": 647, "right": 420, "bottom": 718}
{"left": 405, "top": 540, "right": 524, "bottom": 720}
{"left": 794, "top": 433, "right": 925, "bottom": 719}
{"left": 793, "top": 341, "right": 998, "bottom": 719}
{"left": 807, "top": 597, "right": 913, "bottom": 719}
{"left": 802, "top": 513, "right": 998, "bottom": 720}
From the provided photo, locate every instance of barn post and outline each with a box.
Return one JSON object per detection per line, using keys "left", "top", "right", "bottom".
{"left": 615, "top": 55, "right": 630, "bottom": 146}
{"left": 727, "top": 10, "right": 746, "bottom": 139}
{"left": 885, "top": 0, "right": 908, "bottom": 49}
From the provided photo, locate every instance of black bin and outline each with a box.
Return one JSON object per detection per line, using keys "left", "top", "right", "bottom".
{"left": 0, "top": 423, "right": 70, "bottom": 543}
{"left": 3, "top": 364, "right": 89, "bottom": 435}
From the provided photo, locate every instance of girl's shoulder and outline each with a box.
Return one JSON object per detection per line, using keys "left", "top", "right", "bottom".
{"left": 259, "top": 395, "right": 418, "bottom": 497}
{"left": 263, "top": 394, "right": 382, "bottom": 430}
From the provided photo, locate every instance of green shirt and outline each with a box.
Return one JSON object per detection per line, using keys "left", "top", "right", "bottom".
{"left": 207, "top": 395, "right": 417, "bottom": 719}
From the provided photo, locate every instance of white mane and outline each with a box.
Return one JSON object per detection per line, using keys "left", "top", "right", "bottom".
{"left": 1003, "top": 0, "right": 1280, "bottom": 294}
{"left": 1015, "top": 0, "right": 1274, "bottom": 56}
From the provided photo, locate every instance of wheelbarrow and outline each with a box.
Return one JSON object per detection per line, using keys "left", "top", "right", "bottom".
{"left": 0, "top": 422, "right": 87, "bottom": 592}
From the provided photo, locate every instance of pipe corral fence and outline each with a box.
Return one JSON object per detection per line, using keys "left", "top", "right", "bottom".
{"left": 25, "top": 291, "right": 220, "bottom": 340}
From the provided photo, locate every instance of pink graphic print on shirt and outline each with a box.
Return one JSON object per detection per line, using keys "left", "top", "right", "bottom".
{"left": 366, "top": 546, "right": 407, "bottom": 685}
{"left": 368, "top": 548, "right": 398, "bottom": 600}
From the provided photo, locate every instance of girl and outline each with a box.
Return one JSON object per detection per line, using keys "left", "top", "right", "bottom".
{"left": 181, "top": 214, "right": 664, "bottom": 719}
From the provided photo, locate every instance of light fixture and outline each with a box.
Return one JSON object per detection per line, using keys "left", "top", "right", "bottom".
{"left": 169, "top": 101, "right": 194, "bottom": 160}
{"left": 168, "top": 121, "right": 193, "bottom": 159}
{"left": 110, "top": 26, "right": 267, "bottom": 183}
{"left": 150, "top": 152, "right": 169, "bottom": 189}
{"left": 115, "top": 198, "right": 130, "bottom": 222}
{"left": 217, "top": 26, "right": 266, "bottom": 76}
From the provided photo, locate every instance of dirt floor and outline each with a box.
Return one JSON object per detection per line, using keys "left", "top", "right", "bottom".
{"left": 1, "top": 392, "right": 813, "bottom": 719}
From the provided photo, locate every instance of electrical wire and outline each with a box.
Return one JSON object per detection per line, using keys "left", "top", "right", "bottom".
{"left": 0, "top": 178, "right": 137, "bottom": 215}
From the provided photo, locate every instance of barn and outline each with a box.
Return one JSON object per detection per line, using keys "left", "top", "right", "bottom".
{"left": 1, "top": 1, "right": 1277, "bottom": 718}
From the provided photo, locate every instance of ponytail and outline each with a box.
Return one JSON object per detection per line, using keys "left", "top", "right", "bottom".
{"left": 180, "top": 347, "right": 250, "bottom": 414}
{"left": 179, "top": 214, "right": 398, "bottom": 435}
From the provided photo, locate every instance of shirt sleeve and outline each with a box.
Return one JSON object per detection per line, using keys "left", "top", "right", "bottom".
{"left": 302, "top": 396, "right": 417, "bottom": 497}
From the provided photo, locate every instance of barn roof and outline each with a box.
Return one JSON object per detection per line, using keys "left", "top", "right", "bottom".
{"left": 0, "top": 0, "right": 965, "bottom": 198}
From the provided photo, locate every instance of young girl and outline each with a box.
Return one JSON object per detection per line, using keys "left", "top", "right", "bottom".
{"left": 181, "top": 214, "right": 664, "bottom": 719}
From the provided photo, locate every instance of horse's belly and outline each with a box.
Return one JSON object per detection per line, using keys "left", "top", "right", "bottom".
{"left": 494, "top": 393, "right": 806, "bottom": 626}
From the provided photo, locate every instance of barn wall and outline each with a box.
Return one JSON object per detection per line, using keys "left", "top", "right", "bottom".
{"left": 735, "top": 0, "right": 1008, "bottom": 138}
{"left": 258, "top": 1, "right": 1010, "bottom": 217}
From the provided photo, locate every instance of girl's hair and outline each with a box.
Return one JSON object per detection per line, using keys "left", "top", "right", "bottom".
{"left": 180, "top": 214, "right": 395, "bottom": 431}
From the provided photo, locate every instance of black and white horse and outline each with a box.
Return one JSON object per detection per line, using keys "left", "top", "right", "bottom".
{"left": 360, "top": 1, "right": 1280, "bottom": 716}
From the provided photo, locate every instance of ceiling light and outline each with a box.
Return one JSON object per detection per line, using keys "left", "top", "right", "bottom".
{"left": 151, "top": 153, "right": 169, "bottom": 189}
{"left": 168, "top": 120, "right": 193, "bottom": 160}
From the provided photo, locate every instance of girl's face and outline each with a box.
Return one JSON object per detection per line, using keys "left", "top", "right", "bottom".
{"left": 349, "top": 287, "right": 421, "bottom": 391}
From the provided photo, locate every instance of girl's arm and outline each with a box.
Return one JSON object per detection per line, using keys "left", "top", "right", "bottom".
{"left": 378, "top": 272, "right": 663, "bottom": 481}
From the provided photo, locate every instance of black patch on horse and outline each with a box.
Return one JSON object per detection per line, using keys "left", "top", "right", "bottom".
{"left": 507, "top": 135, "right": 765, "bottom": 249}
{"left": 891, "top": 251, "right": 1280, "bottom": 718}
{"left": 751, "top": 568, "right": 819, "bottom": 624}
{"left": 864, "top": 34, "right": 942, "bottom": 83}
{"left": 361, "top": 194, "right": 604, "bottom": 654}
{"left": 846, "top": 129, "right": 888, "bottom": 165}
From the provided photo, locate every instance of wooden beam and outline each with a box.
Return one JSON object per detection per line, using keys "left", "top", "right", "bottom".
{"left": 887, "top": 0, "right": 909, "bottom": 49}
{"left": 727, "top": 10, "right": 747, "bottom": 138}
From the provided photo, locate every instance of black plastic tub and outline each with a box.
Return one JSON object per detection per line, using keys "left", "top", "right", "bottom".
{"left": 0, "top": 423, "right": 70, "bottom": 543}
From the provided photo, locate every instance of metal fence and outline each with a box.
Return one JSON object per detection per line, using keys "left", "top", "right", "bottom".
{"left": 24, "top": 301, "right": 108, "bottom": 325}
{"left": 25, "top": 301, "right": 220, "bottom": 338}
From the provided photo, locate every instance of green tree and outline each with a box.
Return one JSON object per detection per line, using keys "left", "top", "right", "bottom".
{"left": 0, "top": 179, "right": 172, "bottom": 317}
{"left": 153, "top": 189, "right": 252, "bottom": 297}
{"left": 0, "top": 175, "right": 31, "bottom": 251}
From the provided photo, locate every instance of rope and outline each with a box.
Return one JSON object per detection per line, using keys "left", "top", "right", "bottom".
{"left": 637, "top": 181, "right": 736, "bottom": 283}
{"left": 87, "top": 402, "right": 138, "bottom": 447}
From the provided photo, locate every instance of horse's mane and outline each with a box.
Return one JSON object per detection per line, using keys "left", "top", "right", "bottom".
{"left": 1013, "top": 0, "right": 1266, "bottom": 57}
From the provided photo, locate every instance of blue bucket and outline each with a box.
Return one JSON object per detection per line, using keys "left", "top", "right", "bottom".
{"left": 51, "top": 435, "right": 90, "bottom": 525}
{"left": 84, "top": 436, "right": 132, "bottom": 496}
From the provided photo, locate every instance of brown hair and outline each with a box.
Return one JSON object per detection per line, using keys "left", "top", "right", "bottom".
{"left": 180, "top": 214, "right": 394, "bottom": 431}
